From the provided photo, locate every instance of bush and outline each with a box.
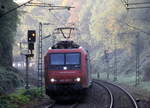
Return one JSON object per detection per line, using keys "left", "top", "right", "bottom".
{"left": 0, "top": 66, "right": 23, "bottom": 94}
{"left": 0, "top": 88, "right": 42, "bottom": 108}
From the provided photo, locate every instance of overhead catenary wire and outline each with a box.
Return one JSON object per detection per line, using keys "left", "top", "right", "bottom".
{"left": 120, "top": 0, "right": 150, "bottom": 9}
{"left": 120, "top": 0, "right": 127, "bottom": 4}
{"left": 117, "top": 18, "right": 150, "bottom": 35}
{"left": 119, "top": 0, "right": 150, "bottom": 85}
{"left": 50, "top": 11, "right": 66, "bottom": 26}
{"left": 123, "top": 22, "right": 150, "bottom": 35}
{"left": 127, "top": 6, "right": 150, "bottom": 9}
{"left": 119, "top": 0, "right": 150, "bottom": 35}
{"left": 0, "top": 0, "right": 35, "bottom": 18}
{"left": 120, "top": 0, "right": 128, "bottom": 9}
{"left": 125, "top": 0, "right": 150, "bottom": 9}
{"left": 128, "top": 2, "right": 150, "bottom": 5}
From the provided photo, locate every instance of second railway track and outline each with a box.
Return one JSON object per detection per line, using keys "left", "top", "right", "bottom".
{"left": 94, "top": 79, "right": 138, "bottom": 108}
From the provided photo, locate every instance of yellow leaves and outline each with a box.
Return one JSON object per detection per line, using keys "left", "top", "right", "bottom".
{"left": 106, "top": 16, "right": 116, "bottom": 31}
{"left": 105, "top": 16, "right": 121, "bottom": 34}
{"left": 88, "top": 0, "right": 128, "bottom": 51}
{"left": 62, "top": 0, "right": 68, "bottom": 6}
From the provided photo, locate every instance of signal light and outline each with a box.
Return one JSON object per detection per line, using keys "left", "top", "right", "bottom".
{"left": 28, "top": 43, "right": 34, "bottom": 50}
{"left": 28, "top": 30, "right": 36, "bottom": 42}
{"left": 27, "top": 30, "right": 36, "bottom": 52}
{"left": 1, "top": 5, "right": 5, "bottom": 9}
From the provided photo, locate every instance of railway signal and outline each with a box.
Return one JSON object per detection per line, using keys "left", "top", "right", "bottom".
{"left": 28, "top": 30, "right": 36, "bottom": 42}
{"left": 22, "top": 30, "right": 36, "bottom": 90}
{"left": 28, "top": 30, "right": 36, "bottom": 53}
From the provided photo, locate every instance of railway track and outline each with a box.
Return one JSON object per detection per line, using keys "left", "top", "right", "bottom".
{"left": 45, "top": 102, "right": 55, "bottom": 108}
{"left": 43, "top": 82, "right": 113, "bottom": 108}
{"left": 70, "top": 103, "right": 79, "bottom": 108}
{"left": 94, "top": 79, "right": 138, "bottom": 108}
{"left": 45, "top": 102, "right": 79, "bottom": 108}
{"left": 39, "top": 80, "right": 138, "bottom": 108}
{"left": 93, "top": 81, "right": 113, "bottom": 108}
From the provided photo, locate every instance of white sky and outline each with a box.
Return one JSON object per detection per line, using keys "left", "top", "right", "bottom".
{"left": 13, "top": 0, "right": 30, "bottom": 4}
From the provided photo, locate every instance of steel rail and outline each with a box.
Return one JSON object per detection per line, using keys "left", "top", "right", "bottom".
{"left": 45, "top": 102, "right": 78, "bottom": 108}
{"left": 93, "top": 81, "right": 114, "bottom": 108}
{"left": 70, "top": 103, "right": 79, "bottom": 108}
{"left": 96, "top": 79, "right": 138, "bottom": 108}
{"left": 45, "top": 102, "right": 56, "bottom": 108}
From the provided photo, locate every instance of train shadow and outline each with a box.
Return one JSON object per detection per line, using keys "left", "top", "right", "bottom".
{"left": 50, "top": 89, "right": 90, "bottom": 104}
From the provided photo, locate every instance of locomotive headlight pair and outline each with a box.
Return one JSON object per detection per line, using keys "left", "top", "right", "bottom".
{"left": 75, "top": 77, "right": 81, "bottom": 82}
{"left": 50, "top": 78, "right": 56, "bottom": 83}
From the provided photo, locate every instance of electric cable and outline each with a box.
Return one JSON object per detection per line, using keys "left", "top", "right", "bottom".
{"left": 50, "top": 11, "right": 66, "bottom": 26}
{"left": 0, "top": 0, "right": 35, "bottom": 18}
{"left": 126, "top": 0, "right": 150, "bottom": 9}
{"left": 123, "top": 22, "right": 150, "bottom": 35}
{"left": 128, "top": 2, "right": 150, "bottom": 5}
{"left": 120, "top": 0, "right": 128, "bottom": 9}
{"left": 119, "top": 0, "right": 150, "bottom": 35}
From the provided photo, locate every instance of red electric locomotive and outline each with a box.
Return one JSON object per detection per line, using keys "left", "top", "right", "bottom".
{"left": 44, "top": 41, "right": 91, "bottom": 100}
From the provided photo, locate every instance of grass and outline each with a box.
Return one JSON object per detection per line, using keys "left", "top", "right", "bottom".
{"left": 92, "top": 73, "right": 150, "bottom": 101}
{"left": 0, "top": 88, "right": 42, "bottom": 108}
{"left": 139, "top": 81, "right": 150, "bottom": 92}
{"left": 92, "top": 73, "right": 150, "bottom": 91}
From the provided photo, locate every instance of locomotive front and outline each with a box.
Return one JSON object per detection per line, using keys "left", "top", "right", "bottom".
{"left": 44, "top": 41, "right": 91, "bottom": 100}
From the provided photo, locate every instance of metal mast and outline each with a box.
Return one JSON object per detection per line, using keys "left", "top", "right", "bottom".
{"left": 37, "top": 22, "right": 43, "bottom": 95}
{"left": 114, "top": 36, "right": 117, "bottom": 81}
{"left": 25, "top": 55, "right": 29, "bottom": 90}
{"left": 104, "top": 49, "right": 110, "bottom": 80}
{"left": 121, "top": 1, "right": 149, "bottom": 85}
{"left": 36, "top": 9, "right": 74, "bottom": 97}
{"left": 135, "top": 35, "right": 140, "bottom": 86}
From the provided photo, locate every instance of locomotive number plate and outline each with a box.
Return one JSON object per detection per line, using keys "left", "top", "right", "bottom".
{"left": 59, "top": 79, "right": 72, "bottom": 82}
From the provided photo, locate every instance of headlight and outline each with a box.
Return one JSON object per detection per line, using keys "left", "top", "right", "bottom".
{"left": 63, "top": 66, "right": 67, "bottom": 70}
{"left": 75, "top": 77, "right": 81, "bottom": 82}
{"left": 50, "top": 78, "right": 56, "bottom": 83}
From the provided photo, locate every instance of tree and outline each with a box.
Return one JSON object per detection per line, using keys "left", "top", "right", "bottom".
{"left": 0, "top": 0, "right": 19, "bottom": 66}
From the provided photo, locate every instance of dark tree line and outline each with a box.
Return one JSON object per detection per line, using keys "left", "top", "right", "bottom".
{"left": 0, "top": 0, "right": 22, "bottom": 94}
{"left": 0, "top": 0, "right": 18, "bottom": 66}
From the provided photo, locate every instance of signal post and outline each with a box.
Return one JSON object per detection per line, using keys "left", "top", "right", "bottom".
{"left": 25, "top": 30, "right": 36, "bottom": 90}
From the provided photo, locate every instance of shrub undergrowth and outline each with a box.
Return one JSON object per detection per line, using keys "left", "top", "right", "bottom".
{"left": 0, "top": 88, "right": 42, "bottom": 108}
{"left": 0, "top": 66, "right": 23, "bottom": 94}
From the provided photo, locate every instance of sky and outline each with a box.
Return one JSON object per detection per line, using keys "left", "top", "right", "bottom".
{"left": 13, "top": 0, "right": 30, "bottom": 4}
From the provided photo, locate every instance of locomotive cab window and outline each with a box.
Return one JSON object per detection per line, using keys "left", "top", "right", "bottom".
{"left": 50, "top": 54, "right": 65, "bottom": 65}
{"left": 49, "top": 53, "right": 81, "bottom": 70}
{"left": 66, "top": 53, "right": 80, "bottom": 65}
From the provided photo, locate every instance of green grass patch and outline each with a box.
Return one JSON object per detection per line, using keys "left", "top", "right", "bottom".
{"left": 93, "top": 73, "right": 138, "bottom": 85}
{"left": 92, "top": 72, "right": 150, "bottom": 98}
{"left": 0, "top": 88, "right": 42, "bottom": 108}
